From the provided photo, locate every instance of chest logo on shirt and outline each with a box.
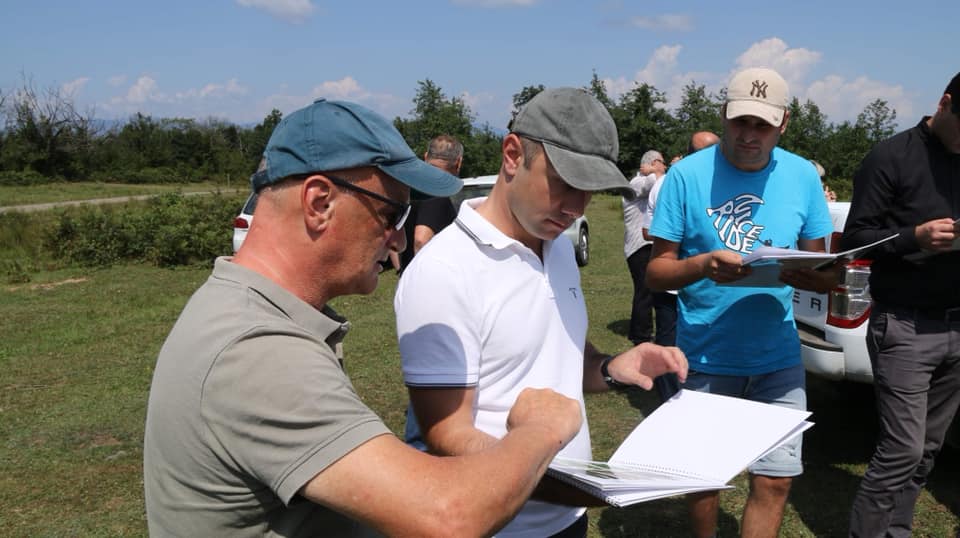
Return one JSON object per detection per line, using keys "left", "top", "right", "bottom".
{"left": 706, "top": 194, "right": 765, "bottom": 253}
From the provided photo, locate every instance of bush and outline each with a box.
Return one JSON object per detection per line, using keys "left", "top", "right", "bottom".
{"left": 0, "top": 169, "right": 56, "bottom": 186}
{"left": 44, "top": 191, "right": 243, "bottom": 267}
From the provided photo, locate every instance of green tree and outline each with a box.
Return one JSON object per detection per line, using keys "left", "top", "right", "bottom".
{"left": 610, "top": 82, "right": 676, "bottom": 175}
{"left": 583, "top": 71, "right": 614, "bottom": 110}
{"left": 460, "top": 126, "right": 503, "bottom": 178}
{"left": 672, "top": 81, "right": 723, "bottom": 155}
{"left": 856, "top": 98, "right": 897, "bottom": 146}
{"left": 779, "top": 98, "right": 829, "bottom": 163}
{"left": 0, "top": 75, "right": 98, "bottom": 180}
{"left": 242, "top": 108, "right": 282, "bottom": 170}
{"left": 394, "top": 79, "right": 474, "bottom": 158}
{"left": 509, "top": 84, "right": 545, "bottom": 128}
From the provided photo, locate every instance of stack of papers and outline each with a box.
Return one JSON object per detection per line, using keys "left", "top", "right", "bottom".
{"left": 547, "top": 389, "right": 813, "bottom": 506}
{"left": 722, "top": 233, "right": 899, "bottom": 287}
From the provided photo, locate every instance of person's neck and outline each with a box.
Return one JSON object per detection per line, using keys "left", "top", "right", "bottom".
{"left": 720, "top": 141, "right": 771, "bottom": 172}
{"left": 475, "top": 189, "right": 544, "bottom": 259}
{"left": 233, "top": 244, "right": 330, "bottom": 309}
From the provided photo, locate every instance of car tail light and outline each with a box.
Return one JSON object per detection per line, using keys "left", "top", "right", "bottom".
{"left": 827, "top": 259, "right": 872, "bottom": 328}
{"left": 233, "top": 217, "right": 250, "bottom": 229}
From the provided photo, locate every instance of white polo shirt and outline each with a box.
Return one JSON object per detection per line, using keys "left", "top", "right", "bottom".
{"left": 395, "top": 198, "right": 590, "bottom": 537}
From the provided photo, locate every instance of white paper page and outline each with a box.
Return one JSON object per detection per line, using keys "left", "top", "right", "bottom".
{"left": 742, "top": 246, "right": 836, "bottom": 266}
{"left": 610, "top": 389, "right": 812, "bottom": 483}
{"left": 606, "top": 484, "right": 734, "bottom": 507}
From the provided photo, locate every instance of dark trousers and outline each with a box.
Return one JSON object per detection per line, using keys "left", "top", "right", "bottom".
{"left": 651, "top": 291, "right": 680, "bottom": 402}
{"left": 849, "top": 303, "right": 960, "bottom": 538}
{"left": 626, "top": 245, "right": 653, "bottom": 344}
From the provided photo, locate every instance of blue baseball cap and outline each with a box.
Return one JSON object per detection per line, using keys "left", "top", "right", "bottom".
{"left": 251, "top": 99, "right": 462, "bottom": 197}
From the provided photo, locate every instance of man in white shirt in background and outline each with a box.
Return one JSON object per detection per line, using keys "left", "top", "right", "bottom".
{"left": 623, "top": 150, "right": 665, "bottom": 349}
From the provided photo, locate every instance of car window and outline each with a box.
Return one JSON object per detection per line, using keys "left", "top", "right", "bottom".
{"left": 450, "top": 185, "right": 493, "bottom": 210}
{"left": 241, "top": 193, "right": 259, "bottom": 215}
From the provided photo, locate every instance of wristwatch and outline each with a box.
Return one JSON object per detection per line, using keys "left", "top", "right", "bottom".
{"left": 600, "top": 355, "right": 629, "bottom": 389}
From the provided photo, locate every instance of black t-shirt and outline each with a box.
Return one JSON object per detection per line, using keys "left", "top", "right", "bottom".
{"left": 398, "top": 197, "right": 457, "bottom": 272}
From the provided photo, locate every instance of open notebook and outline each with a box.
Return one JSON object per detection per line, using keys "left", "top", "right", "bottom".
{"left": 722, "top": 233, "right": 899, "bottom": 287}
{"left": 547, "top": 389, "right": 813, "bottom": 506}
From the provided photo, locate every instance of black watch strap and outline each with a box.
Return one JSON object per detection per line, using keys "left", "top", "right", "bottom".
{"left": 600, "top": 355, "right": 629, "bottom": 389}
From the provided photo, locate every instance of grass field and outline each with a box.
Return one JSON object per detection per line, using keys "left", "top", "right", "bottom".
{"left": 0, "top": 182, "right": 242, "bottom": 207}
{"left": 0, "top": 194, "right": 957, "bottom": 537}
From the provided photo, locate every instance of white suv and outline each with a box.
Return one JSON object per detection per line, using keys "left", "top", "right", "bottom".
{"left": 794, "top": 202, "right": 959, "bottom": 446}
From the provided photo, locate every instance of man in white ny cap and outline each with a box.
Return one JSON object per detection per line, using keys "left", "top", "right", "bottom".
{"left": 395, "top": 88, "right": 688, "bottom": 537}
{"left": 647, "top": 68, "right": 836, "bottom": 538}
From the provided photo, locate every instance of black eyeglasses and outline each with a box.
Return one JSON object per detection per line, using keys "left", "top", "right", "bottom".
{"left": 299, "top": 173, "right": 411, "bottom": 230}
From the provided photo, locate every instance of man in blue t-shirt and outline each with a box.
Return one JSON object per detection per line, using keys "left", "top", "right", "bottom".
{"left": 647, "top": 67, "right": 836, "bottom": 538}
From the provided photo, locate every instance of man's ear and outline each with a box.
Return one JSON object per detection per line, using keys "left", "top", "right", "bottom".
{"left": 779, "top": 109, "right": 791, "bottom": 135}
{"left": 301, "top": 175, "right": 335, "bottom": 234}
{"left": 502, "top": 133, "right": 523, "bottom": 177}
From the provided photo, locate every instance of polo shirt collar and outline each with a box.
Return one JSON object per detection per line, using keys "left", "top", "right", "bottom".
{"left": 211, "top": 257, "right": 350, "bottom": 348}
{"left": 455, "top": 197, "right": 559, "bottom": 259}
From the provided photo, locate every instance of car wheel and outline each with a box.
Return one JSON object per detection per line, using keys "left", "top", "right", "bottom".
{"left": 575, "top": 225, "right": 589, "bottom": 266}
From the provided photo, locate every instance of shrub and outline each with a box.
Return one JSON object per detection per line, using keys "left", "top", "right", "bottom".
{"left": 44, "top": 191, "right": 243, "bottom": 267}
{"left": 0, "top": 169, "right": 55, "bottom": 186}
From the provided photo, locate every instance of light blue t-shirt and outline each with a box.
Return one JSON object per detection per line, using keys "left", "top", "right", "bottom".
{"left": 650, "top": 145, "right": 833, "bottom": 375}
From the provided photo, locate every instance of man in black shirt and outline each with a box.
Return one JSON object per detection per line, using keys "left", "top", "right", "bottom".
{"left": 395, "top": 135, "right": 462, "bottom": 273}
{"left": 844, "top": 72, "right": 960, "bottom": 538}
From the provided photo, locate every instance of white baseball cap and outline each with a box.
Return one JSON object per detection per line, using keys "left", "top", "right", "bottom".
{"left": 725, "top": 67, "right": 789, "bottom": 127}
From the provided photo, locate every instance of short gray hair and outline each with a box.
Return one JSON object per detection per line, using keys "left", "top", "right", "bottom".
{"left": 640, "top": 150, "right": 664, "bottom": 166}
{"left": 426, "top": 135, "right": 464, "bottom": 162}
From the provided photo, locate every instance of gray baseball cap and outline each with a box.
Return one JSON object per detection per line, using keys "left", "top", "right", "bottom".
{"left": 511, "top": 88, "right": 634, "bottom": 199}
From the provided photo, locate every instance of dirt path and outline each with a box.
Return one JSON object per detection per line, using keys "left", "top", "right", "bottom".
{"left": 0, "top": 190, "right": 241, "bottom": 214}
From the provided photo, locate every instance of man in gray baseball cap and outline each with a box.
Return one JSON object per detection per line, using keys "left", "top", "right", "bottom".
{"left": 394, "top": 87, "right": 687, "bottom": 536}
{"left": 144, "top": 98, "right": 587, "bottom": 537}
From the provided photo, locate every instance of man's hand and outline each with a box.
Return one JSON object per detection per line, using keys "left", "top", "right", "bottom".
{"left": 606, "top": 343, "right": 688, "bottom": 391}
{"left": 781, "top": 264, "right": 841, "bottom": 293}
{"left": 506, "top": 388, "right": 582, "bottom": 448}
{"left": 915, "top": 217, "right": 958, "bottom": 252}
{"left": 700, "top": 249, "right": 752, "bottom": 284}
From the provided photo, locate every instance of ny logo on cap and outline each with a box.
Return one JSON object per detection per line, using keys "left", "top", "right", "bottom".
{"left": 750, "top": 80, "right": 769, "bottom": 99}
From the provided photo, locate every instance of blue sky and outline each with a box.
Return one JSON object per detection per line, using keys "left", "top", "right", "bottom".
{"left": 2, "top": 0, "right": 956, "bottom": 132}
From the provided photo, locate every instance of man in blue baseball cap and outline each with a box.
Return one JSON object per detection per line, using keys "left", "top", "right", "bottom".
{"left": 143, "top": 99, "right": 585, "bottom": 537}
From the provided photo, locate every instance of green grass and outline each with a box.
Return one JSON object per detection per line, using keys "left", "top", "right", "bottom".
{"left": 0, "top": 182, "right": 242, "bottom": 207}
{"left": 0, "top": 194, "right": 957, "bottom": 537}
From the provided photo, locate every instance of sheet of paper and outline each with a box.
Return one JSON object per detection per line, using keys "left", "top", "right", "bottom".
{"left": 610, "top": 389, "right": 812, "bottom": 483}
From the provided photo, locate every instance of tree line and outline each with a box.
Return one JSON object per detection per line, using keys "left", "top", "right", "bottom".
{"left": 0, "top": 74, "right": 899, "bottom": 199}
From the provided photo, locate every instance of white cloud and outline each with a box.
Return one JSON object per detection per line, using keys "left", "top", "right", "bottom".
{"left": 627, "top": 14, "right": 692, "bottom": 32}
{"left": 175, "top": 78, "right": 248, "bottom": 99}
{"left": 107, "top": 75, "right": 127, "bottom": 87}
{"left": 604, "top": 44, "right": 683, "bottom": 97}
{"left": 460, "top": 90, "right": 495, "bottom": 112}
{"left": 125, "top": 76, "right": 164, "bottom": 104}
{"left": 732, "top": 37, "right": 821, "bottom": 91}
{"left": 312, "top": 76, "right": 369, "bottom": 101}
{"left": 260, "top": 76, "right": 405, "bottom": 123}
{"left": 61, "top": 77, "right": 90, "bottom": 96}
{"left": 235, "top": 0, "right": 315, "bottom": 23}
{"left": 805, "top": 75, "right": 912, "bottom": 125}
{"left": 451, "top": 0, "right": 537, "bottom": 6}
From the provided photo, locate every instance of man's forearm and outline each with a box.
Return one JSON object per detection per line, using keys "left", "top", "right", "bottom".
{"left": 423, "top": 421, "right": 500, "bottom": 456}
{"left": 646, "top": 254, "right": 707, "bottom": 291}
